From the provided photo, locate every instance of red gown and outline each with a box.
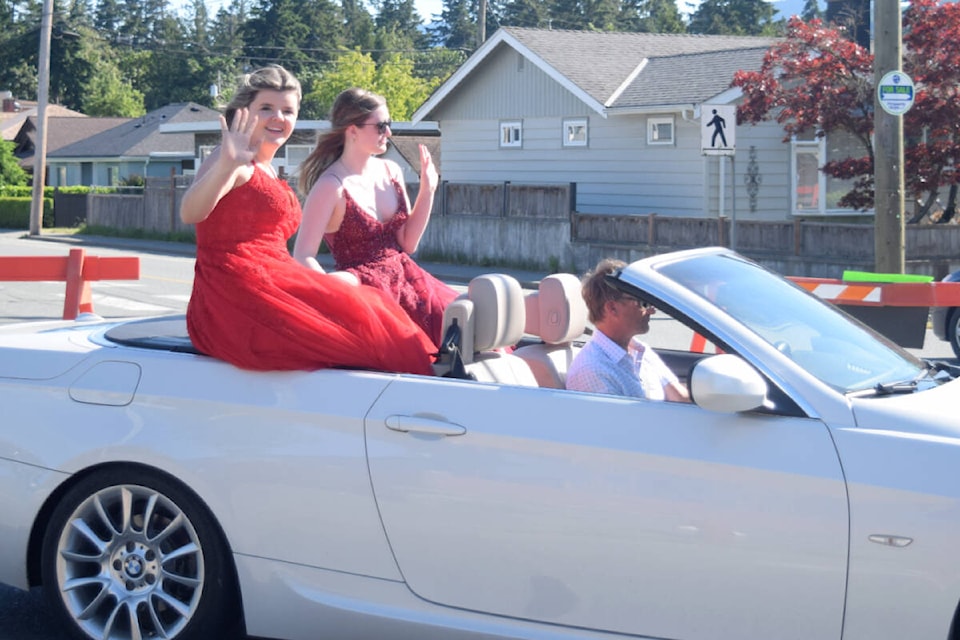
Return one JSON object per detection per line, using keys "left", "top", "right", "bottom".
{"left": 186, "top": 166, "right": 435, "bottom": 374}
{"left": 324, "top": 179, "right": 458, "bottom": 348}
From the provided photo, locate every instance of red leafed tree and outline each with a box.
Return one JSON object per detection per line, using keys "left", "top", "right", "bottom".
{"left": 733, "top": 0, "right": 960, "bottom": 220}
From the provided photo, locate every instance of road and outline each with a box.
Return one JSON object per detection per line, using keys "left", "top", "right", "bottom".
{"left": 0, "top": 229, "right": 957, "bottom": 639}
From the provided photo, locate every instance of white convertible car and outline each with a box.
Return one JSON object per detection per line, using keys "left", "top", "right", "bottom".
{"left": 2, "top": 247, "right": 959, "bottom": 640}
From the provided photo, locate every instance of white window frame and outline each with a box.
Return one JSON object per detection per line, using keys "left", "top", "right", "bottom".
{"left": 563, "top": 118, "right": 588, "bottom": 147}
{"left": 647, "top": 117, "right": 674, "bottom": 145}
{"left": 283, "top": 144, "right": 313, "bottom": 175}
{"left": 790, "top": 133, "right": 871, "bottom": 216}
{"left": 500, "top": 120, "right": 522, "bottom": 148}
{"left": 198, "top": 145, "right": 215, "bottom": 163}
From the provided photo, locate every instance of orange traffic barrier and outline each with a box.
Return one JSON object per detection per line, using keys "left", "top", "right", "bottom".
{"left": 0, "top": 248, "right": 140, "bottom": 320}
{"left": 788, "top": 276, "right": 960, "bottom": 307}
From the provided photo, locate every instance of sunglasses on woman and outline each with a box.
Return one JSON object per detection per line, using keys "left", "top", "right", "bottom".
{"left": 359, "top": 120, "right": 392, "bottom": 134}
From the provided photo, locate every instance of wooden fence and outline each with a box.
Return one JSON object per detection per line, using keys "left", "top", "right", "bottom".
{"left": 80, "top": 177, "right": 960, "bottom": 278}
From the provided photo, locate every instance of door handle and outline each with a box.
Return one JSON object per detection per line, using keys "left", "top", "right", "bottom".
{"left": 385, "top": 415, "right": 467, "bottom": 436}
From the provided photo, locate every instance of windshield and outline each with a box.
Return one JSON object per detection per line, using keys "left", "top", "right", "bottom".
{"left": 654, "top": 253, "right": 927, "bottom": 393}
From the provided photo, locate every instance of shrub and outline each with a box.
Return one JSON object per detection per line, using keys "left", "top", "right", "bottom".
{"left": 0, "top": 197, "right": 55, "bottom": 228}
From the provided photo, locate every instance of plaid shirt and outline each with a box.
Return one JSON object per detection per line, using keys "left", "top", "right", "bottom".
{"left": 565, "top": 329, "right": 678, "bottom": 400}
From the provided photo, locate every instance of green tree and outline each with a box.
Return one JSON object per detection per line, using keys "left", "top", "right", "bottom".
{"left": 243, "top": 0, "right": 343, "bottom": 75}
{"left": 583, "top": 0, "right": 620, "bottom": 30}
{"left": 304, "top": 48, "right": 437, "bottom": 121}
{"left": 620, "top": 0, "right": 686, "bottom": 33}
{"left": 800, "top": 0, "right": 822, "bottom": 22}
{"left": 552, "top": 0, "right": 587, "bottom": 30}
{"left": 499, "top": 0, "right": 551, "bottom": 28}
{"left": 341, "top": 0, "right": 377, "bottom": 50}
{"left": 0, "top": 140, "right": 29, "bottom": 187}
{"left": 375, "top": 0, "right": 428, "bottom": 48}
{"left": 82, "top": 65, "right": 146, "bottom": 116}
{"left": 430, "top": 0, "right": 475, "bottom": 48}
{"left": 95, "top": 0, "right": 124, "bottom": 35}
{"left": 688, "top": 0, "right": 779, "bottom": 35}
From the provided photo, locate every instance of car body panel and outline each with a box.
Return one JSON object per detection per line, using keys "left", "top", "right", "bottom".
{"left": 2, "top": 247, "right": 959, "bottom": 640}
{"left": 833, "top": 385, "right": 960, "bottom": 639}
{"left": 366, "top": 376, "right": 848, "bottom": 640}
{"left": 1, "top": 335, "right": 405, "bottom": 583}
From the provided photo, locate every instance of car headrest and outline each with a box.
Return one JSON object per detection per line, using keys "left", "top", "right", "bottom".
{"left": 524, "top": 273, "right": 588, "bottom": 344}
{"left": 467, "top": 274, "right": 526, "bottom": 351}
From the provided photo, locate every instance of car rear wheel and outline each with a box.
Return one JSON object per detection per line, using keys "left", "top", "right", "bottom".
{"left": 40, "top": 467, "right": 240, "bottom": 640}
{"left": 948, "top": 308, "right": 960, "bottom": 360}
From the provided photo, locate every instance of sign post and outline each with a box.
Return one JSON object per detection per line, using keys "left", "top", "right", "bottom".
{"left": 702, "top": 104, "right": 737, "bottom": 248}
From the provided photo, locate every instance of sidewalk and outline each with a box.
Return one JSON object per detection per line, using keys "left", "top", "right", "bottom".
{"left": 20, "top": 232, "right": 551, "bottom": 289}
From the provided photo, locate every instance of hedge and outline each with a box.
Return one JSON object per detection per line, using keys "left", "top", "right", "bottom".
{"left": 0, "top": 197, "right": 55, "bottom": 228}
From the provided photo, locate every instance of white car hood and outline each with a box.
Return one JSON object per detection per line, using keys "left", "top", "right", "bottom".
{"left": 850, "top": 376, "right": 960, "bottom": 439}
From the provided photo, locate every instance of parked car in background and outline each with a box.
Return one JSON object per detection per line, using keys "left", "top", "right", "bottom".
{"left": 2, "top": 247, "right": 960, "bottom": 640}
{"left": 932, "top": 268, "right": 960, "bottom": 358}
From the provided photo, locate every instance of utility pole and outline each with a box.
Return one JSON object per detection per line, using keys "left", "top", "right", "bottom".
{"left": 873, "top": 0, "right": 905, "bottom": 273}
{"left": 29, "top": 0, "right": 54, "bottom": 236}
{"left": 478, "top": 0, "right": 486, "bottom": 46}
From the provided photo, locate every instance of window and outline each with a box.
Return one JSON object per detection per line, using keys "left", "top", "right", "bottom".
{"left": 107, "top": 166, "right": 119, "bottom": 186}
{"left": 56, "top": 166, "right": 66, "bottom": 186}
{"left": 500, "top": 121, "right": 522, "bottom": 148}
{"left": 791, "top": 130, "right": 866, "bottom": 215}
{"left": 647, "top": 117, "right": 674, "bottom": 145}
{"left": 563, "top": 118, "right": 588, "bottom": 147}
{"left": 283, "top": 144, "right": 312, "bottom": 175}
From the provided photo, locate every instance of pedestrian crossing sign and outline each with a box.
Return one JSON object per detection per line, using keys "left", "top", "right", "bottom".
{"left": 702, "top": 104, "right": 736, "bottom": 156}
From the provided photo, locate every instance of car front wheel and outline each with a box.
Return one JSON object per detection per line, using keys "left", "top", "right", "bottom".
{"left": 949, "top": 308, "right": 960, "bottom": 360}
{"left": 41, "top": 467, "right": 240, "bottom": 640}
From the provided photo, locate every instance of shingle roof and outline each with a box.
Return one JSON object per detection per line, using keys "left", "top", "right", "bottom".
{"left": 14, "top": 116, "right": 130, "bottom": 168}
{"left": 611, "top": 46, "right": 771, "bottom": 108}
{"left": 389, "top": 135, "right": 442, "bottom": 174}
{"left": 504, "top": 27, "right": 777, "bottom": 107}
{"left": 50, "top": 102, "right": 221, "bottom": 158}
{"left": 1, "top": 103, "right": 86, "bottom": 141}
{"left": 414, "top": 27, "right": 780, "bottom": 121}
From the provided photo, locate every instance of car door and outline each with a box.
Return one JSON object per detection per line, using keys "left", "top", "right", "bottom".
{"left": 365, "top": 376, "right": 848, "bottom": 640}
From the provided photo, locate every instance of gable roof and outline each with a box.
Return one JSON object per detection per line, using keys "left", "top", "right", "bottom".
{"left": 1, "top": 102, "right": 86, "bottom": 141}
{"left": 14, "top": 116, "right": 130, "bottom": 169}
{"left": 388, "top": 134, "right": 442, "bottom": 174}
{"left": 413, "top": 27, "right": 779, "bottom": 121}
{"left": 49, "top": 102, "right": 221, "bottom": 159}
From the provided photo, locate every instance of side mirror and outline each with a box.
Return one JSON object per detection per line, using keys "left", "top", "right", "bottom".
{"left": 690, "top": 354, "right": 767, "bottom": 413}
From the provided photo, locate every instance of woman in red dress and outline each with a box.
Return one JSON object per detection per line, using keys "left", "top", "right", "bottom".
{"left": 181, "top": 66, "right": 435, "bottom": 375}
{"left": 293, "top": 88, "right": 458, "bottom": 348}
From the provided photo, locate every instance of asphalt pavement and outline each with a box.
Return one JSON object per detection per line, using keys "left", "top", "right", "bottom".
{"left": 19, "top": 231, "right": 551, "bottom": 290}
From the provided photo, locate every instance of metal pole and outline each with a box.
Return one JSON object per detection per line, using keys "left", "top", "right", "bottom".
{"left": 873, "top": 0, "right": 905, "bottom": 273}
{"left": 29, "top": 0, "right": 54, "bottom": 236}
{"left": 730, "top": 155, "right": 737, "bottom": 251}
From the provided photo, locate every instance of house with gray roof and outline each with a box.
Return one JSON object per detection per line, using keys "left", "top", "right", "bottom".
{"left": 414, "top": 27, "right": 851, "bottom": 222}
{"left": 13, "top": 115, "right": 130, "bottom": 175}
{"left": 45, "top": 102, "right": 221, "bottom": 187}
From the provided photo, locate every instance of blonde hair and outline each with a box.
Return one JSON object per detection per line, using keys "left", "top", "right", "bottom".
{"left": 298, "top": 87, "right": 386, "bottom": 195}
{"left": 224, "top": 65, "right": 302, "bottom": 127}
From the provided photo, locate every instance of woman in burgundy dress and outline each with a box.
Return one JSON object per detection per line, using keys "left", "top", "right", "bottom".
{"left": 293, "top": 88, "right": 458, "bottom": 348}
{"left": 180, "top": 67, "right": 435, "bottom": 375}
